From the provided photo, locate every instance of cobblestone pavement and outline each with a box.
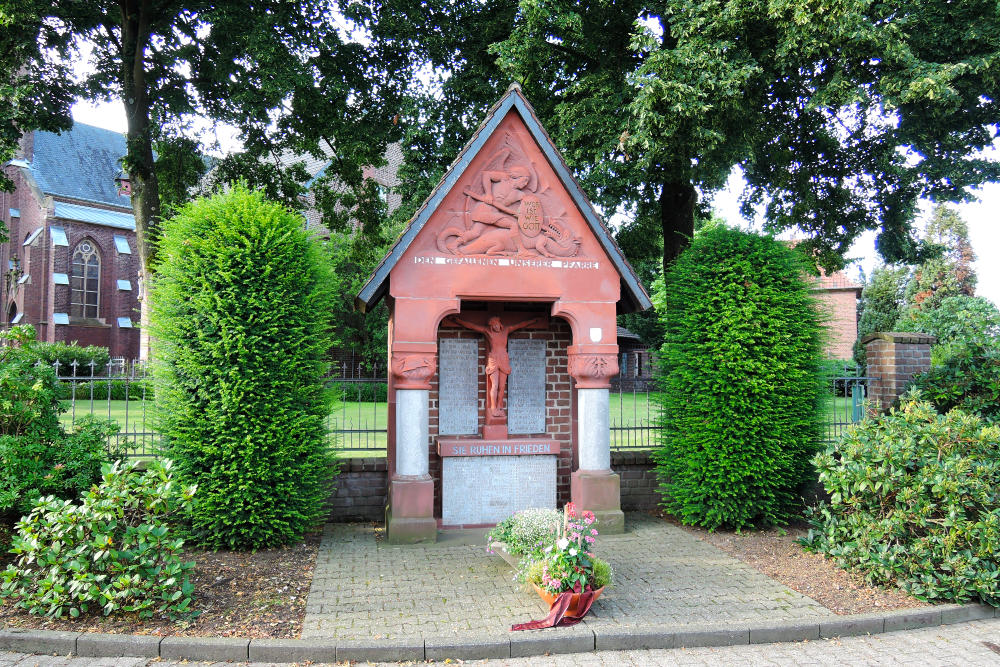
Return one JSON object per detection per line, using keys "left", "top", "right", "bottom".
{"left": 301, "top": 513, "right": 833, "bottom": 640}
{"left": 3, "top": 619, "right": 1000, "bottom": 666}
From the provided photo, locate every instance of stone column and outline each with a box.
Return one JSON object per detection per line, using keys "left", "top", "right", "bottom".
{"left": 386, "top": 350, "right": 437, "bottom": 543}
{"left": 863, "top": 332, "right": 936, "bottom": 411}
{"left": 568, "top": 347, "right": 624, "bottom": 534}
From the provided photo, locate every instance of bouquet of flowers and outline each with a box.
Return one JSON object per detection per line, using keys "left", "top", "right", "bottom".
{"left": 529, "top": 502, "right": 611, "bottom": 595}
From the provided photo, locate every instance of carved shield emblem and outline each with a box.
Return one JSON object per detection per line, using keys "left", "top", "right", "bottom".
{"left": 517, "top": 194, "right": 543, "bottom": 238}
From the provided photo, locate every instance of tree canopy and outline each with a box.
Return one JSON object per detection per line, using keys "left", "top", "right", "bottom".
{"left": 380, "top": 0, "right": 1000, "bottom": 275}
{"left": 0, "top": 1, "right": 406, "bottom": 273}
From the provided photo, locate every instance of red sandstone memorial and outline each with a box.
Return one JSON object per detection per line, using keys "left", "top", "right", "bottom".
{"left": 357, "top": 85, "right": 652, "bottom": 543}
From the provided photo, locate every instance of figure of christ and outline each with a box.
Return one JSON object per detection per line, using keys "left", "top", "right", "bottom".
{"left": 445, "top": 315, "right": 543, "bottom": 419}
{"left": 452, "top": 165, "right": 532, "bottom": 253}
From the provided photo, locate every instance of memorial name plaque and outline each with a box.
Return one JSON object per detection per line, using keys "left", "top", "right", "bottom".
{"left": 442, "top": 455, "right": 557, "bottom": 525}
{"left": 438, "top": 338, "right": 479, "bottom": 435}
{"left": 507, "top": 338, "right": 546, "bottom": 434}
{"left": 438, "top": 438, "right": 556, "bottom": 457}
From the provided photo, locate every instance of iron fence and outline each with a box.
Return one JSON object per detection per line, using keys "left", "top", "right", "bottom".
{"left": 820, "top": 364, "right": 875, "bottom": 444}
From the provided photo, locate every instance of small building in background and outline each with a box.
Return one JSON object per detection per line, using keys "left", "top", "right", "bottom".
{"left": 1, "top": 123, "right": 140, "bottom": 359}
{"left": 615, "top": 326, "right": 654, "bottom": 391}
{"left": 811, "top": 269, "right": 862, "bottom": 361}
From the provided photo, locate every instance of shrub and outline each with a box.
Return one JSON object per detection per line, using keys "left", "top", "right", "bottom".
{"left": 0, "top": 459, "right": 197, "bottom": 619}
{"left": 487, "top": 508, "right": 561, "bottom": 558}
{"left": 802, "top": 393, "right": 1000, "bottom": 605}
{"left": 57, "top": 379, "right": 154, "bottom": 401}
{"left": 0, "top": 326, "right": 118, "bottom": 524}
{"left": 853, "top": 265, "right": 909, "bottom": 368}
{"left": 909, "top": 342, "right": 1000, "bottom": 423}
{"left": 330, "top": 380, "right": 387, "bottom": 403}
{"left": 896, "top": 295, "right": 1000, "bottom": 364}
{"left": 32, "top": 341, "right": 110, "bottom": 376}
{"left": 151, "top": 185, "right": 338, "bottom": 550}
{"left": 653, "top": 226, "right": 824, "bottom": 530}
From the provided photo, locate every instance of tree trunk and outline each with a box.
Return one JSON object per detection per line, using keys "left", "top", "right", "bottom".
{"left": 120, "top": 0, "right": 159, "bottom": 359}
{"left": 659, "top": 179, "right": 697, "bottom": 276}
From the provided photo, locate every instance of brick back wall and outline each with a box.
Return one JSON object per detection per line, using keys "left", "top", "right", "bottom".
{"left": 325, "top": 448, "right": 662, "bottom": 523}
{"left": 429, "top": 316, "right": 575, "bottom": 520}
{"left": 814, "top": 288, "right": 860, "bottom": 360}
{"left": 326, "top": 457, "right": 388, "bottom": 522}
{"left": 611, "top": 450, "right": 659, "bottom": 511}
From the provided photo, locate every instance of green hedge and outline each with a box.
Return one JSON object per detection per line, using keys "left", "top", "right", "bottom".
{"left": 57, "top": 379, "right": 154, "bottom": 401}
{"left": 803, "top": 393, "right": 1000, "bottom": 604}
{"left": 652, "top": 226, "right": 824, "bottom": 530}
{"left": 32, "top": 341, "right": 111, "bottom": 376}
{"left": 151, "top": 185, "right": 337, "bottom": 550}
{"left": 330, "top": 381, "right": 387, "bottom": 403}
{"left": 910, "top": 342, "right": 1000, "bottom": 423}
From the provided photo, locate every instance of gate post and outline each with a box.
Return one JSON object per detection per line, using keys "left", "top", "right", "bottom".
{"left": 863, "top": 332, "right": 936, "bottom": 411}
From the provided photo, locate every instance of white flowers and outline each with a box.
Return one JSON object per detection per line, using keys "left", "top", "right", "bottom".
{"left": 556, "top": 537, "right": 569, "bottom": 550}
{"left": 569, "top": 548, "right": 578, "bottom": 557}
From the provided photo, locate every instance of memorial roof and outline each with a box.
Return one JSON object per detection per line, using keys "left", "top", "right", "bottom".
{"left": 357, "top": 85, "right": 652, "bottom": 314}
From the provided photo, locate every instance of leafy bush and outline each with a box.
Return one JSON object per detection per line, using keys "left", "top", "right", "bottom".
{"left": 151, "top": 185, "right": 338, "bottom": 550}
{"left": 802, "top": 393, "right": 1000, "bottom": 604}
{"left": 0, "top": 417, "right": 120, "bottom": 516}
{"left": 330, "top": 380, "right": 387, "bottom": 403}
{"left": 57, "top": 379, "right": 154, "bottom": 401}
{"left": 487, "top": 508, "right": 561, "bottom": 557}
{"left": 653, "top": 227, "right": 824, "bottom": 530}
{"left": 896, "top": 295, "right": 1000, "bottom": 364}
{"left": 0, "top": 326, "right": 118, "bottom": 523}
{"left": 910, "top": 342, "right": 1000, "bottom": 423}
{"left": 1, "top": 459, "right": 197, "bottom": 619}
{"left": 31, "top": 341, "right": 110, "bottom": 376}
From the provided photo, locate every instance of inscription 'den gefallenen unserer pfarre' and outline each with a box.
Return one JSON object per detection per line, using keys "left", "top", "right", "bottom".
{"left": 438, "top": 338, "right": 479, "bottom": 435}
{"left": 507, "top": 338, "right": 546, "bottom": 434}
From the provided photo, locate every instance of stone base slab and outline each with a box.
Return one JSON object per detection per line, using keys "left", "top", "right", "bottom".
{"left": 385, "top": 512, "right": 437, "bottom": 544}
{"left": 571, "top": 469, "right": 624, "bottom": 534}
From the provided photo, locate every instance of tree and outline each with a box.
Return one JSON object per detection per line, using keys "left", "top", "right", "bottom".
{"left": 150, "top": 186, "right": 337, "bottom": 549}
{"left": 381, "top": 0, "right": 1000, "bottom": 275}
{"left": 1, "top": 1, "right": 407, "bottom": 284}
{"left": 853, "top": 265, "right": 910, "bottom": 368}
{"left": 900, "top": 205, "right": 978, "bottom": 315}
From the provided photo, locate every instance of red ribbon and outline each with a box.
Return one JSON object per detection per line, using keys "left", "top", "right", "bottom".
{"left": 511, "top": 589, "right": 597, "bottom": 631}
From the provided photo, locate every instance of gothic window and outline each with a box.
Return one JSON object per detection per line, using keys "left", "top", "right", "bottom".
{"left": 70, "top": 240, "right": 101, "bottom": 320}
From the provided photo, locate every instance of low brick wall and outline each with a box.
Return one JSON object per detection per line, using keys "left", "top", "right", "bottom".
{"left": 328, "top": 458, "right": 388, "bottom": 522}
{"left": 612, "top": 449, "right": 659, "bottom": 511}
{"left": 326, "top": 451, "right": 660, "bottom": 522}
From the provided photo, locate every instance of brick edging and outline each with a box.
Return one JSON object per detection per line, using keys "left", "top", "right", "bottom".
{"left": 1, "top": 603, "right": 995, "bottom": 662}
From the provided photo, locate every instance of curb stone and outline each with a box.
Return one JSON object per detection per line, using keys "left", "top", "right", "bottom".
{"left": 0, "top": 603, "right": 996, "bottom": 662}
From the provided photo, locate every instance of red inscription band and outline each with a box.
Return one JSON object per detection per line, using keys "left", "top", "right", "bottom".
{"left": 438, "top": 438, "right": 556, "bottom": 457}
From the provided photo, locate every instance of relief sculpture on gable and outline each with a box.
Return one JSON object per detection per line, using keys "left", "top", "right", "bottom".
{"left": 436, "top": 134, "right": 583, "bottom": 258}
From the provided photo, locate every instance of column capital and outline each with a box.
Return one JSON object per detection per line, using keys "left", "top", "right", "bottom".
{"left": 567, "top": 349, "right": 619, "bottom": 389}
{"left": 391, "top": 352, "right": 437, "bottom": 390}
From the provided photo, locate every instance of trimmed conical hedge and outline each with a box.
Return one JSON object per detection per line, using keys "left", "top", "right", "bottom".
{"left": 151, "top": 185, "right": 337, "bottom": 549}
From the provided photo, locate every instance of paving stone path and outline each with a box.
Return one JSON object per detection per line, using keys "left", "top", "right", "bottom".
{"left": 3, "top": 619, "right": 1000, "bottom": 666}
{"left": 301, "top": 513, "right": 833, "bottom": 640}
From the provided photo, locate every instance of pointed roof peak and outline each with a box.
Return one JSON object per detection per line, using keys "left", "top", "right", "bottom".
{"left": 357, "top": 89, "right": 651, "bottom": 314}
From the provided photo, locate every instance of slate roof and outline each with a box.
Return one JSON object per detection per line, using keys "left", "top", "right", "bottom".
{"left": 357, "top": 85, "right": 652, "bottom": 314}
{"left": 29, "top": 123, "right": 132, "bottom": 209}
{"left": 53, "top": 201, "right": 135, "bottom": 230}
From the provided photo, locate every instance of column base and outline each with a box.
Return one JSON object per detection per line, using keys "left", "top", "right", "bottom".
{"left": 571, "top": 470, "right": 625, "bottom": 534}
{"left": 386, "top": 476, "right": 437, "bottom": 544}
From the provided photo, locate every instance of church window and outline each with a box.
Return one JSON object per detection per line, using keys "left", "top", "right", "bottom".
{"left": 71, "top": 240, "right": 101, "bottom": 319}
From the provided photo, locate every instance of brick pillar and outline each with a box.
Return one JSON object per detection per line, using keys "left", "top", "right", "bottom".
{"left": 863, "top": 332, "right": 936, "bottom": 410}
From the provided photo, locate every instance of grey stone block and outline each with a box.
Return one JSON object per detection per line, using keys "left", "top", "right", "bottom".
{"left": 940, "top": 603, "right": 996, "bottom": 625}
{"left": 673, "top": 625, "right": 749, "bottom": 648}
{"left": 0, "top": 629, "right": 79, "bottom": 655}
{"left": 750, "top": 622, "right": 821, "bottom": 644}
{"left": 820, "top": 615, "right": 884, "bottom": 638}
{"left": 336, "top": 637, "right": 424, "bottom": 662}
{"left": 249, "top": 638, "right": 337, "bottom": 663}
{"left": 883, "top": 608, "right": 942, "bottom": 632}
{"left": 595, "top": 626, "right": 675, "bottom": 651}
{"left": 509, "top": 628, "right": 594, "bottom": 657}
{"left": 76, "top": 633, "right": 162, "bottom": 658}
{"left": 159, "top": 636, "right": 249, "bottom": 662}
{"left": 424, "top": 636, "right": 509, "bottom": 660}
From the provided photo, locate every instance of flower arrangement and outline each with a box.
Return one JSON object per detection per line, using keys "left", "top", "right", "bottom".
{"left": 486, "top": 507, "right": 562, "bottom": 558}
{"left": 525, "top": 502, "right": 611, "bottom": 595}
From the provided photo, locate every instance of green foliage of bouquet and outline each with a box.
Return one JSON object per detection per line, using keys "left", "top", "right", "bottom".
{"left": 1, "top": 459, "right": 198, "bottom": 619}
{"left": 802, "top": 392, "right": 1000, "bottom": 604}
{"left": 527, "top": 503, "right": 611, "bottom": 595}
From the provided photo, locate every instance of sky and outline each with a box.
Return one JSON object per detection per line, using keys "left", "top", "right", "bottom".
{"left": 72, "top": 98, "right": 998, "bottom": 307}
